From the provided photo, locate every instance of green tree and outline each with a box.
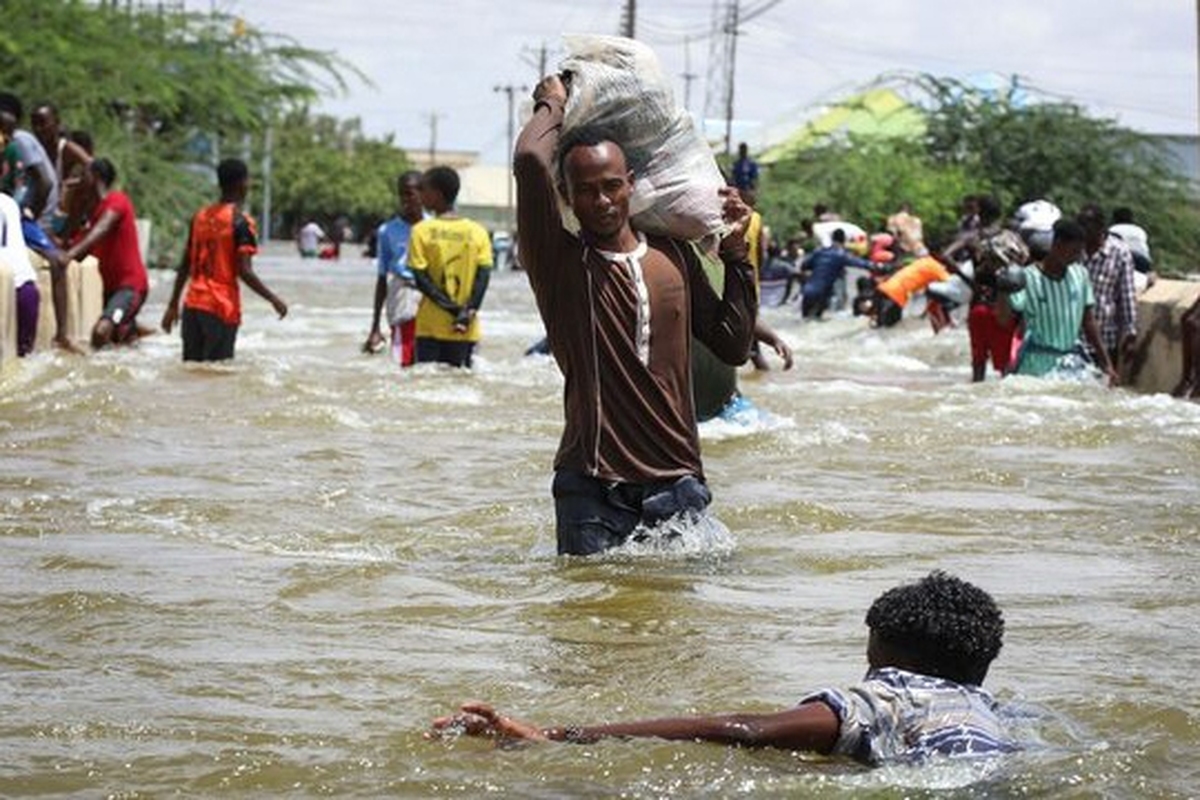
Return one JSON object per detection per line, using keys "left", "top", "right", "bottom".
{"left": 761, "top": 137, "right": 974, "bottom": 248}
{"left": 1, "top": 0, "right": 407, "bottom": 265}
{"left": 917, "top": 75, "right": 1197, "bottom": 272}
{"left": 759, "top": 74, "right": 1199, "bottom": 273}
{"left": 270, "top": 109, "right": 411, "bottom": 241}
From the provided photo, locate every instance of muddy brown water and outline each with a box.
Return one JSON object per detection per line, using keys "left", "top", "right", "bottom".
{"left": 2, "top": 248, "right": 1197, "bottom": 797}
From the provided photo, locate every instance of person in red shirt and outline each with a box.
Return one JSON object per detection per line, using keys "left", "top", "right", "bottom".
{"left": 160, "top": 158, "right": 287, "bottom": 361}
{"left": 62, "top": 157, "right": 149, "bottom": 349}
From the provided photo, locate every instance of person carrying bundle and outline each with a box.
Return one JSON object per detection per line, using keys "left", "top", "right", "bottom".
{"left": 514, "top": 62, "right": 758, "bottom": 556}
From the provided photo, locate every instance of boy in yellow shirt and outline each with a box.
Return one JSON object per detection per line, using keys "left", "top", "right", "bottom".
{"left": 408, "top": 166, "right": 493, "bottom": 368}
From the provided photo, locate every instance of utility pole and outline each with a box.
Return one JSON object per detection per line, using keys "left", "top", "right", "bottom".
{"left": 621, "top": 0, "right": 636, "bottom": 38}
{"left": 723, "top": 0, "right": 740, "bottom": 156}
{"left": 261, "top": 126, "right": 273, "bottom": 242}
{"left": 522, "top": 41, "right": 550, "bottom": 80}
{"left": 681, "top": 35, "right": 699, "bottom": 118}
{"left": 494, "top": 84, "right": 527, "bottom": 230}
{"left": 426, "top": 112, "right": 439, "bottom": 166}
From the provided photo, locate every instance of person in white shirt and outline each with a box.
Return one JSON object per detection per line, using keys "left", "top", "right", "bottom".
{"left": 296, "top": 220, "right": 327, "bottom": 257}
{"left": 0, "top": 192, "right": 41, "bottom": 356}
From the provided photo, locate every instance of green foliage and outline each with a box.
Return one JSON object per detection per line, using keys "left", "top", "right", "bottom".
{"left": 270, "top": 109, "right": 411, "bottom": 240}
{"left": 761, "top": 74, "right": 1199, "bottom": 273}
{"left": 761, "top": 137, "right": 974, "bottom": 250}
{"left": 1, "top": 0, "right": 405, "bottom": 266}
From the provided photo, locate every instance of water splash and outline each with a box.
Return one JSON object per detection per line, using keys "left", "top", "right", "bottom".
{"left": 613, "top": 511, "right": 738, "bottom": 558}
{"left": 699, "top": 401, "right": 795, "bottom": 442}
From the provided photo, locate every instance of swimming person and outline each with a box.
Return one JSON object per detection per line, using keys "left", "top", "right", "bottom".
{"left": 431, "top": 571, "right": 1018, "bottom": 766}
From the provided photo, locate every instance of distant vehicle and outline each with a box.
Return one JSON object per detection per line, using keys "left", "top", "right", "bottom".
{"left": 492, "top": 230, "right": 515, "bottom": 270}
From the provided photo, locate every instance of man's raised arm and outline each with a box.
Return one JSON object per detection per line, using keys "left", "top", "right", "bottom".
{"left": 513, "top": 76, "right": 569, "bottom": 288}
{"left": 689, "top": 188, "right": 758, "bottom": 366}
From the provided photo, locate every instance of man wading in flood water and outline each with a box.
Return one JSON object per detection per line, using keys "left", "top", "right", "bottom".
{"left": 513, "top": 74, "right": 758, "bottom": 556}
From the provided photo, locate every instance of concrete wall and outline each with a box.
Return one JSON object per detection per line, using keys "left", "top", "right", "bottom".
{"left": 30, "top": 253, "right": 104, "bottom": 352}
{"left": 1125, "top": 279, "right": 1200, "bottom": 394}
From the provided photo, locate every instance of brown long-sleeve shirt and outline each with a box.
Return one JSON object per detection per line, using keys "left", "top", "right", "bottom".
{"left": 513, "top": 99, "right": 757, "bottom": 484}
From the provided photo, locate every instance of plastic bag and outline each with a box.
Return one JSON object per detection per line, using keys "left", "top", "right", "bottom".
{"left": 559, "top": 34, "right": 727, "bottom": 242}
{"left": 976, "top": 228, "right": 1029, "bottom": 273}
{"left": 1012, "top": 199, "right": 1060, "bottom": 258}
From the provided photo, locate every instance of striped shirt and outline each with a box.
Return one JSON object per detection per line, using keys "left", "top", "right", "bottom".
{"left": 1083, "top": 233, "right": 1137, "bottom": 354}
{"left": 1008, "top": 263, "right": 1095, "bottom": 377}
{"left": 801, "top": 667, "right": 1018, "bottom": 765}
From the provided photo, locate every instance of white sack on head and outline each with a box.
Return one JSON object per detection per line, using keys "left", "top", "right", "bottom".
{"left": 559, "top": 34, "right": 727, "bottom": 242}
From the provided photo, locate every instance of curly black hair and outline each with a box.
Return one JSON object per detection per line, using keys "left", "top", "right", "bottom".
{"left": 865, "top": 571, "right": 1004, "bottom": 686}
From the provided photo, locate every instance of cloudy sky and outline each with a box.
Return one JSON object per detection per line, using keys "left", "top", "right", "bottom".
{"left": 222, "top": 0, "right": 1198, "bottom": 165}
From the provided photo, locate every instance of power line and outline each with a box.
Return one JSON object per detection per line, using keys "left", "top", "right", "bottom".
{"left": 493, "top": 83, "right": 527, "bottom": 229}
{"left": 638, "top": 15, "right": 713, "bottom": 44}
{"left": 723, "top": 0, "right": 740, "bottom": 156}
{"left": 704, "top": 0, "right": 728, "bottom": 130}
{"left": 701, "top": 0, "right": 786, "bottom": 154}
{"left": 681, "top": 35, "right": 699, "bottom": 116}
{"left": 521, "top": 41, "right": 553, "bottom": 80}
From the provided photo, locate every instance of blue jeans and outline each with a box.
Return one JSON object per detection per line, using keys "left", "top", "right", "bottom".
{"left": 552, "top": 470, "right": 712, "bottom": 556}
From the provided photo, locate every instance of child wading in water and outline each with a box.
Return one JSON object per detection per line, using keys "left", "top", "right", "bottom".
{"left": 430, "top": 571, "right": 1018, "bottom": 765}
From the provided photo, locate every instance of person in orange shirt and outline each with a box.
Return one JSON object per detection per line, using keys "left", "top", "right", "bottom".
{"left": 869, "top": 255, "right": 951, "bottom": 328}
{"left": 161, "top": 158, "right": 287, "bottom": 361}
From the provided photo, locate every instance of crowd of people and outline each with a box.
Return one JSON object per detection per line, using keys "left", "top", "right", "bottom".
{"left": 0, "top": 90, "right": 291, "bottom": 362}
{"left": 6, "top": 62, "right": 1198, "bottom": 776}
{"left": 2, "top": 91, "right": 111, "bottom": 353}
{"left": 5, "top": 85, "right": 1193, "bottom": 391}
{"left": 738, "top": 175, "right": 1186, "bottom": 389}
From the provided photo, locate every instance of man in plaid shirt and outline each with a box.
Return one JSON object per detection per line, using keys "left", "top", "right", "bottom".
{"left": 1079, "top": 204, "right": 1138, "bottom": 369}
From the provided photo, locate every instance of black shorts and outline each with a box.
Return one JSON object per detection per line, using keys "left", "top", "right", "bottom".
{"left": 415, "top": 337, "right": 474, "bottom": 368}
{"left": 102, "top": 287, "right": 145, "bottom": 342}
{"left": 552, "top": 470, "right": 712, "bottom": 556}
{"left": 182, "top": 307, "right": 238, "bottom": 362}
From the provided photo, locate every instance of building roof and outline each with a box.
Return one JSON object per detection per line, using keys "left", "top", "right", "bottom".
{"left": 758, "top": 88, "right": 926, "bottom": 165}
{"left": 457, "top": 164, "right": 513, "bottom": 209}
{"left": 405, "top": 149, "right": 479, "bottom": 170}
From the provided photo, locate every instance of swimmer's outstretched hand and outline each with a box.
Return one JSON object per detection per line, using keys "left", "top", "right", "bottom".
{"left": 428, "top": 701, "right": 547, "bottom": 742}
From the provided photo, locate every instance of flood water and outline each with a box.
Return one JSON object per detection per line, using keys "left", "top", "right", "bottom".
{"left": 2, "top": 247, "right": 1198, "bottom": 797}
